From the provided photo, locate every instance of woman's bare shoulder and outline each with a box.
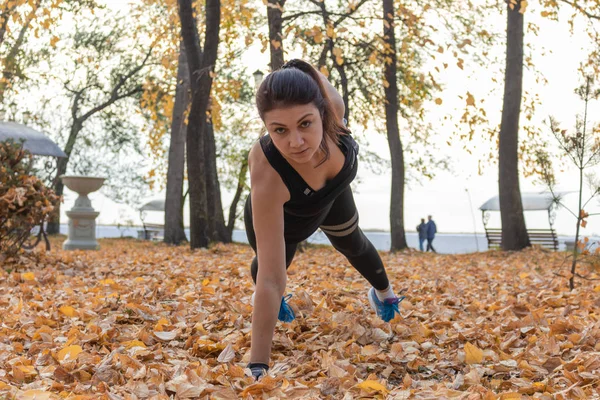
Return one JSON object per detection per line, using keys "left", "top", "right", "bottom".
{"left": 249, "top": 140, "right": 290, "bottom": 203}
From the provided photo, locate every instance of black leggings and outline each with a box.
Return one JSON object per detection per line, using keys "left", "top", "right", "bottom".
{"left": 247, "top": 187, "right": 390, "bottom": 291}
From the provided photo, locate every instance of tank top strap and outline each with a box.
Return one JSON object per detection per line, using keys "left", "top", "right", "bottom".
{"left": 259, "top": 135, "right": 306, "bottom": 196}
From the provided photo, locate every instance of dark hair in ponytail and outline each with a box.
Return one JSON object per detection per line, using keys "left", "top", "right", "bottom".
{"left": 255, "top": 59, "right": 349, "bottom": 165}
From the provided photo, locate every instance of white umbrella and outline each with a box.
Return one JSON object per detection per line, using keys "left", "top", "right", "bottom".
{"left": 0, "top": 121, "right": 66, "bottom": 158}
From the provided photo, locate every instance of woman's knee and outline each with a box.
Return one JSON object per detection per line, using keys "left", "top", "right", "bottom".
{"left": 330, "top": 229, "right": 370, "bottom": 257}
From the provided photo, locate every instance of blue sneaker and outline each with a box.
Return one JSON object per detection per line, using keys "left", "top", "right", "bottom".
{"left": 278, "top": 294, "right": 295, "bottom": 322}
{"left": 368, "top": 288, "right": 404, "bottom": 322}
{"left": 251, "top": 293, "right": 295, "bottom": 322}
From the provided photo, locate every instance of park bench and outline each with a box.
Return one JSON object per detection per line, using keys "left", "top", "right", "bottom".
{"left": 139, "top": 222, "right": 164, "bottom": 241}
{"left": 480, "top": 192, "right": 563, "bottom": 251}
{"left": 484, "top": 228, "right": 558, "bottom": 251}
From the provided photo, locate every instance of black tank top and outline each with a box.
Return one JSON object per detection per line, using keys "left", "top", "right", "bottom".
{"left": 245, "top": 134, "right": 358, "bottom": 243}
{"left": 261, "top": 133, "right": 358, "bottom": 213}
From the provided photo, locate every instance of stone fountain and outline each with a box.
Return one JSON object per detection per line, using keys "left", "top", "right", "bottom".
{"left": 60, "top": 175, "right": 105, "bottom": 250}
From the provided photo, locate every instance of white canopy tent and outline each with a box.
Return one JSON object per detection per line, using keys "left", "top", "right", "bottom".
{"left": 139, "top": 198, "right": 165, "bottom": 212}
{"left": 479, "top": 192, "right": 566, "bottom": 250}
{"left": 0, "top": 121, "right": 66, "bottom": 158}
{"left": 479, "top": 192, "right": 564, "bottom": 212}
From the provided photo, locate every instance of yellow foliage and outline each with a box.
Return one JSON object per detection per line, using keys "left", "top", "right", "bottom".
{"left": 355, "top": 380, "right": 388, "bottom": 394}
{"left": 3, "top": 211, "right": 600, "bottom": 398}
{"left": 50, "top": 36, "right": 60, "bottom": 48}
{"left": 466, "top": 92, "right": 475, "bottom": 107}
{"left": 59, "top": 305, "right": 77, "bottom": 317}
{"left": 464, "top": 342, "right": 484, "bottom": 364}
{"left": 22, "top": 272, "right": 35, "bottom": 281}
{"left": 57, "top": 345, "right": 83, "bottom": 362}
{"left": 326, "top": 25, "right": 335, "bottom": 39}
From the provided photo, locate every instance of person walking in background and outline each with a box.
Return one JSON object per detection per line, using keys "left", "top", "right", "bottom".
{"left": 417, "top": 218, "right": 427, "bottom": 251}
{"left": 426, "top": 215, "right": 437, "bottom": 253}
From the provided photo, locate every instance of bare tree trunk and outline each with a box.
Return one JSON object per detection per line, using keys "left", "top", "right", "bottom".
{"left": 267, "top": 0, "right": 286, "bottom": 71}
{"left": 311, "top": 0, "right": 363, "bottom": 123}
{"left": 204, "top": 118, "right": 230, "bottom": 242}
{"left": 330, "top": 54, "right": 350, "bottom": 122}
{"left": 499, "top": 0, "right": 530, "bottom": 251}
{"left": 164, "top": 42, "right": 189, "bottom": 245}
{"left": 226, "top": 152, "right": 248, "bottom": 238}
{"left": 383, "top": 0, "right": 407, "bottom": 251}
{"left": 46, "top": 158, "right": 67, "bottom": 235}
{"left": 178, "top": 0, "right": 220, "bottom": 249}
{"left": 47, "top": 120, "right": 83, "bottom": 234}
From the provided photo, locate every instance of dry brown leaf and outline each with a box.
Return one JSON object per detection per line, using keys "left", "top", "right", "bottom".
{"left": 355, "top": 379, "right": 388, "bottom": 394}
{"left": 464, "top": 342, "right": 483, "bottom": 364}
{"left": 240, "top": 375, "right": 279, "bottom": 396}
{"left": 3, "top": 239, "right": 600, "bottom": 399}
{"left": 56, "top": 345, "right": 82, "bottom": 362}
{"left": 217, "top": 343, "right": 236, "bottom": 363}
{"left": 152, "top": 330, "right": 177, "bottom": 341}
{"left": 15, "top": 390, "right": 57, "bottom": 400}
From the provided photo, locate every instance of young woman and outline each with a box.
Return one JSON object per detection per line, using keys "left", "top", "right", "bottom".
{"left": 244, "top": 59, "right": 404, "bottom": 380}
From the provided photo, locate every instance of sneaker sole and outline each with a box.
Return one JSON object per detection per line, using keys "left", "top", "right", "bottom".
{"left": 368, "top": 287, "right": 380, "bottom": 317}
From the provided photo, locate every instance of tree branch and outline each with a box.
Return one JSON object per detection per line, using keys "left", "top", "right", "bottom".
{"left": 78, "top": 47, "right": 152, "bottom": 123}
{"left": 333, "top": 0, "right": 370, "bottom": 28}
{"left": 80, "top": 85, "right": 143, "bottom": 123}
{"left": 281, "top": 10, "right": 321, "bottom": 23}
{"left": 560, "top": 0, "right": 600, "bottom": 20}
{"left": 574, "top": 272, "right": 600, "bottom": 281}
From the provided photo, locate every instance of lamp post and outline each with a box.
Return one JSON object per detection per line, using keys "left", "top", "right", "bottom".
{"left": 22, "top": 111, "right": 31, "bottom": 124}
{"left": 253, "top": 69, "right": 264, "bottom": 90}
{"left": 465, "top": 188, "right": 480, "bottom": 251}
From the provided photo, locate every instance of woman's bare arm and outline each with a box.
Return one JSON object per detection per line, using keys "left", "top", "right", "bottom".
{"left": 318, "top": 72, "right": 345, "bottom": 124}
{"left": 248, "top": 142, "right": 290, "bottom": 364}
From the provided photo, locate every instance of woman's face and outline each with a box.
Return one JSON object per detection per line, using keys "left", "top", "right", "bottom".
{"left": 263, "top": 103, "right": 323, "bottom": 165}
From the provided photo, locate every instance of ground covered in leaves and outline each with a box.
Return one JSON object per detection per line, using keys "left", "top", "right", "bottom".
{"left": 1, "top": 238, "right": 600, "bottom": 399}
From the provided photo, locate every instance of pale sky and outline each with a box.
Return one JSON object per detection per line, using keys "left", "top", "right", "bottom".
{"left": 59, "top": 1, "right": 600, "bottom": 237}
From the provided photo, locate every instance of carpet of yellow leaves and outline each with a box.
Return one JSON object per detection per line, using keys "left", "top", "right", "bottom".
{"left": 1, "top": 239, "right": 600, "bottom": 399}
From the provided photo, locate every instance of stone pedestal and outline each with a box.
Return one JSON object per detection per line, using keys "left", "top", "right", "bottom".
{"left": 60, "top": 176, "right": 105, "bottom": 251}
{"left": 64, "top": 210, "right": 101, "bottom": 250}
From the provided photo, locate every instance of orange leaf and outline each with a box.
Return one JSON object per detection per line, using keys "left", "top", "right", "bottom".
{"left": 57, "top": 345, "right": 83, "bottom": 362}
{"left": 22, "top": 272, "right": 35, "bottom": 281}
{"left": 465, "top": 342, "right": 483, "bottom": 364}
{"left": 466, "top": 92, "right": 475, "bottom": 107}
{"left": 355, "top": 380, "right": 388, "bottom": 394}
{"left": 59, "top": 305, "right": 77, "bottom": 317}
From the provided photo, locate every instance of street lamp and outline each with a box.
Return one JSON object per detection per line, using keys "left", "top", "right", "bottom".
{"left": 22, "top": 111, "right": 31, "bottom": 124}
{"left": 253, "top": 69, "right": 264, "bottom": 90}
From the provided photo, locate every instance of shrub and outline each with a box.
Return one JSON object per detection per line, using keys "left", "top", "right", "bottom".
{"left": 0, "top": 140, "right": 59, "bottom": 257}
